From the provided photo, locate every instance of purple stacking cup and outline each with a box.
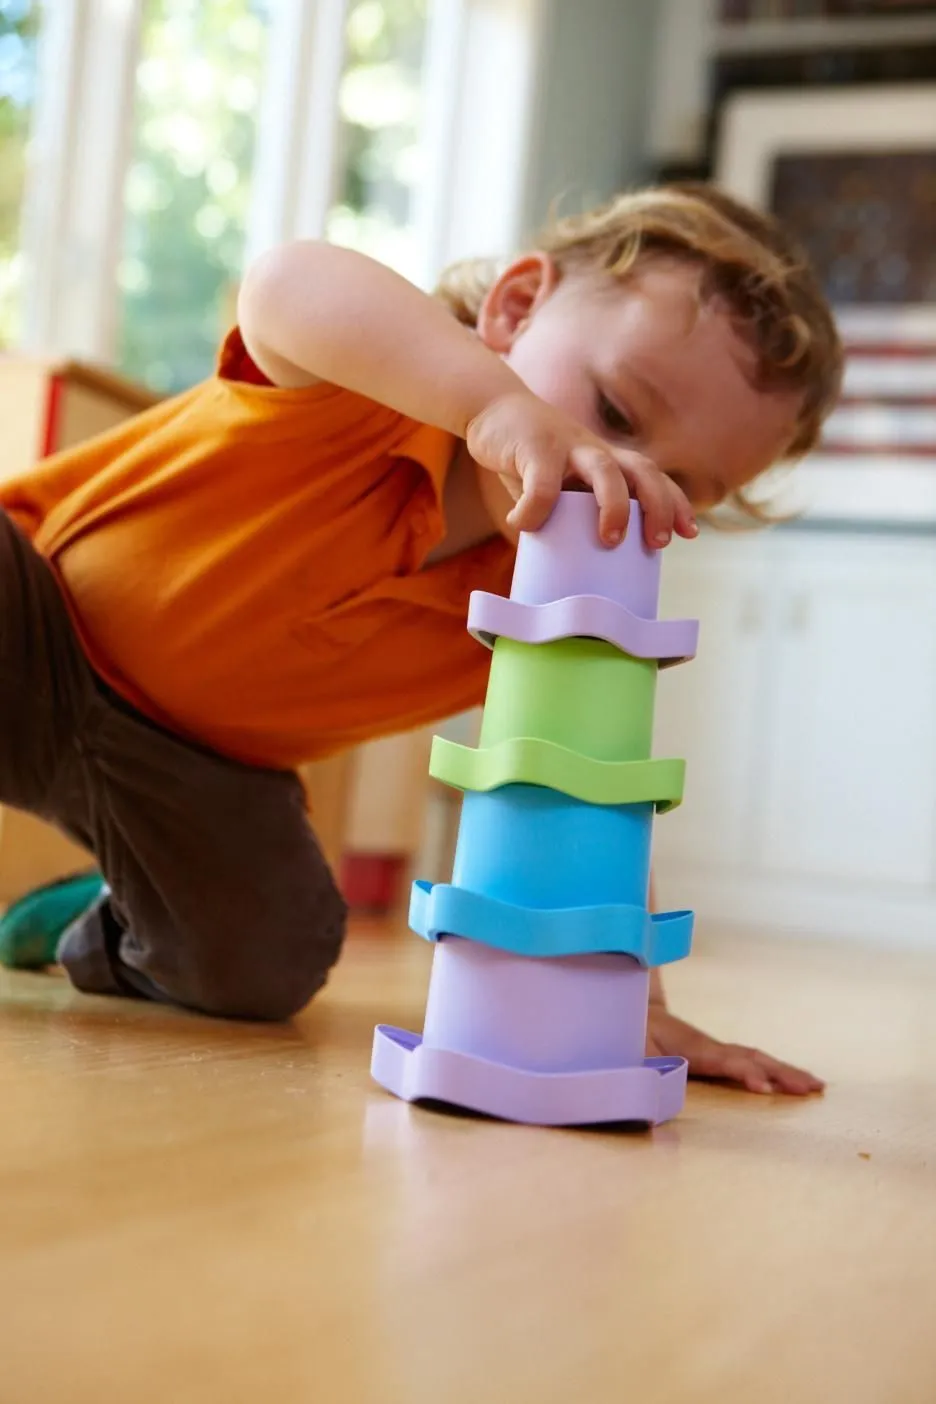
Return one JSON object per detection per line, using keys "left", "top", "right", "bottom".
{"left": 468, "top": 491, "right": 699, "bottom": 664}
{"left": 511, "top": 491, "right": 660, "bottom": 616}
{"left": 371, "top": 939, "right": 688, "bottom": 1127}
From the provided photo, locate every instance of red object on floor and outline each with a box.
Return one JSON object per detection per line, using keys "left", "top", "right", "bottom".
{"left": 340, "top": 853, "right": 407, "bottom": 912}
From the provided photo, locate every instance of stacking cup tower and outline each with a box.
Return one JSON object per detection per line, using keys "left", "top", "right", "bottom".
{"left": 371, "top": 490, "right": 700, "bottom": 1126}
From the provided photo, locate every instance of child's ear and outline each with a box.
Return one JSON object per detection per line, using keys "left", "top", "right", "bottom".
{"left": 477, "top": 253, "right": 559, "bottom": 353}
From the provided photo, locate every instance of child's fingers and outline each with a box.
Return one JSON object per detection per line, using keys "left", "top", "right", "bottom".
{"left": 496, "top": 470, "right": 523, "bottom": 504}
{"left": 751, "top": 1052, "right": 825, "bottom": 1096}
{"left": 727, "top": 1049, "right": 824, "bottom": 1097}
{"left": 615, "top": 449, "right": 682, "bottom": 548}
{"left": 714, "top": 1051, "right": 776, "bottom": 1095}
{"left": 696, "top": 1047, "right": 775, "bottom": 1094}
{"left": 571, "top": 445, "right": 699, "bottom": 550}
{"left": 567, "top": 444, "right": 631, "bottom": 545}
{"left": 662, "top": 473, "right": 698, "bottom": 541}
{"left": 688, "top": 1041, "right": 824, "bottom": 1097}
{"left": 617, "top": 449, "right": 676, "bottom": 547}
{"left": 505, "top": 435, "right": 697, "bottom": 550}
{"left": 505, "top": 449, "right": 564, "bottom": 533}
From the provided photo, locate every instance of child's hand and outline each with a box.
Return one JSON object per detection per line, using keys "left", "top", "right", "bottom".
{"left": 466, "top": 390, "right": 697, "bottom": 549}
{"left": 647, "top": 1005, "right": 825, "bottom": 1096}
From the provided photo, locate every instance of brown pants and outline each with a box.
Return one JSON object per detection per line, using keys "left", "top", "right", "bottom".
{"left": 0, "top": 510, "right": 347, "bottom": 1020}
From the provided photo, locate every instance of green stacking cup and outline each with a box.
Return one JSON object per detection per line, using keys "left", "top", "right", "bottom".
{"left": 480, "top": 636, "right": 657, "bottom": 764}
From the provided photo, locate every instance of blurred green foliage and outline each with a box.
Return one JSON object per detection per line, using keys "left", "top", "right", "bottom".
{"left": 0, "top": 0, "right": 39, "bottom": 344}
{"left": 116, "top": 0, "right": 272, "bottom": 392}
{"left": 0, "top": 0, "right": 427, "bottom": 393}
{"left": 119, "top": 0, "right": 427, "bottom": 394}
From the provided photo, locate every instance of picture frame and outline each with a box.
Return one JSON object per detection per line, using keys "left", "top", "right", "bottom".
{"left": 715, "top": 83, "right": 936, "bottom": 211}
{"left": 718, "top": 2, "right": 936, "bottom": 18}
{"left": 714, "top": 83, "right": 936, "bottom": 525}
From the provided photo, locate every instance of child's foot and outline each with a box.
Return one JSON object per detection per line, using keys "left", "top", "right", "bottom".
{"left": 0, "top": 872, "right": 107, "bottom": 969}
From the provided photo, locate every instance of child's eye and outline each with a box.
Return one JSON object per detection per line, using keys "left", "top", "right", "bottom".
{"left": 597, "top": 392, "right": 634, "bottom": 438}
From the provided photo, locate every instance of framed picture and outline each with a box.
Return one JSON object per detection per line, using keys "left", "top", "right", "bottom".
{"left": 719, "top": 2, "right": 936, "bottom": 17}
{"left": 715, "top": 84, "right": 936, "bottom": 280}
{"left": 714, "top": 84, "right": 936, "bottom": 523}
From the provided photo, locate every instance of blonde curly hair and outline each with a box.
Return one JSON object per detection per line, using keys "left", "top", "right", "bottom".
{"left": 435, "top": 182, "right": 844, "bottom": 524}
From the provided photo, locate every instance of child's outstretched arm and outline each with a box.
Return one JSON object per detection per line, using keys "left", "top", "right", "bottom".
{"left": 647, "top": 876, "right": 823, "bottom": 1096}
{"left": 237, "top": 241, "right": 696, "bottom": 550}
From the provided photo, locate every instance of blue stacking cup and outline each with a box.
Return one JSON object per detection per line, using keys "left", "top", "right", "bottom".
{"left": 452, "top": 784, "right": 653, "bottom": 912}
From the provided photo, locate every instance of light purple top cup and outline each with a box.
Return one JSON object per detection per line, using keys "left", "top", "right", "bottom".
{"left": 509, "top": 490, "right": 660, "bottom": 620}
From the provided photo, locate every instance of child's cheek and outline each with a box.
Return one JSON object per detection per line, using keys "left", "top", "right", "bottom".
{"left": 505, "top": 338, "right": 594, "bottom": 430}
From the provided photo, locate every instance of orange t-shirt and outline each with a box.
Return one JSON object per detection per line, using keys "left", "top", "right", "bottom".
{"left": 1, "top": 330, "right": 514, "bottom": 767}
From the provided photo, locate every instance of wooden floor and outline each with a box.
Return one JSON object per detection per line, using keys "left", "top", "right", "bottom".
{"left": 0, "top": 921, "right": 934, "bottom": 1404}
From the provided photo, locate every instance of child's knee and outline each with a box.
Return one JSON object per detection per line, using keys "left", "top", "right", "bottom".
{"left": 60, "top": 865, "right": 349, "bottom": 1021}
{"left": 182, "top": 891, "right": 349, "bottom": 1022}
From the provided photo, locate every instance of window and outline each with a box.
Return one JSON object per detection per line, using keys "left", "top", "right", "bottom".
{"left": 14, "top": 0, "right": 543, "bottom": 381}
{"left": 116, "top": 0, "right": 272, "bottom": 393}
{"left": 0, "top": 0, "right": 40, "bottom": 345}
{"left": 327, "top": 0, "right": 429, "bottom": 283}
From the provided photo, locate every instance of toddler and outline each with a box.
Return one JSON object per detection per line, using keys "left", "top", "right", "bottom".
{"left": 0, "top": 182, "right": 841, "bottom": 1094}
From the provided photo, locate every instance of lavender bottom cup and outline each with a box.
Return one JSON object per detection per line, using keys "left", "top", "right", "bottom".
{"left": 371, "top": 938, "right": 688, "bottom": 1127}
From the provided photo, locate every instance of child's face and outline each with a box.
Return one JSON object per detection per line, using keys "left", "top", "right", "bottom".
{"left": 479, "top": 255, "right": 804, "bottom": 510}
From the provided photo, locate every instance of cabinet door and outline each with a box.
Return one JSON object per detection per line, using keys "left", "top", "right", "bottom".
{"left": 652, "top": 535, "right": 775, "bottom": 871}
{"left": 754, "top": 535, "right": 936, "bottom": 888}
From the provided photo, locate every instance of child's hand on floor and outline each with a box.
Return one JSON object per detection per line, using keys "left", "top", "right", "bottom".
{"left": 646, "top": 1004, "right": 825, "bottom": 1096}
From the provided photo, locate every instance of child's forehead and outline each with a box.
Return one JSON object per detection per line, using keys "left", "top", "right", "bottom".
{"left": 606, "top": 255, "right": 704, "bottom": 302}
{"left": 590, "top": 263, "right": 714, "bottom": 345}
{"left": 602, "top": 273, "right": 754, "bottom": 378}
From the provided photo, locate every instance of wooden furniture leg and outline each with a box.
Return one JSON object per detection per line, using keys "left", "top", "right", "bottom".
{"left": 0, "top": 810, "right": 93, "bottom": 906}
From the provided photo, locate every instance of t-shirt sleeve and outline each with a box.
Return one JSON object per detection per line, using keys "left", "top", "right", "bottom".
{"left": 216, "top": 325, "right": 278, "bottom": 387}
{"left": 390, "top": 420, "right": 458, "bottom": 520}
{"left": 217, "top": 323, "right": 457, "bottom": 532}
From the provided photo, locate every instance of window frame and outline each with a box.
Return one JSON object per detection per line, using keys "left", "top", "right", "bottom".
{"left": 16, "top": 0, "right": 548, "bottom": 370}
{"left": 19, "top": 0, "right": 143, "bottom": 361}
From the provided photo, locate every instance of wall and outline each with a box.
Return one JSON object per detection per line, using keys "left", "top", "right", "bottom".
{"left": 646, "top": 0, "right": 714, "bottom": 169}
{"left": 520, "top": 0, "right": 661, "bottom": 233}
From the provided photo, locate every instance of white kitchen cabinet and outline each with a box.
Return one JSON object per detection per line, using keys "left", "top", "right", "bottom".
{"left": 653, "top": 534, "right": 773, "bottom": 871}
{"left": 753, "top": 535, "right": 936, "bottom": 890}
{"left": 650, "top": 527, "right": 936, "bottom": 942}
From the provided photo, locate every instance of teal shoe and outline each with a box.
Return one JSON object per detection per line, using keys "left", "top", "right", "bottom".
{"left": 0, "top": 872, "right": 107, "bottom": 969}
